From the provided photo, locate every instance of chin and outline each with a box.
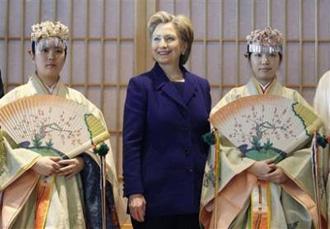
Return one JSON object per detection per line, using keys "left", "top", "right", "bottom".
{"left": 256, "top": 77, "right": 274, "bottom": 82}
{"left": 157, "top": 60, "right": 173, "bottom": 66}
{"left": 43, "top": 72, "right": 59, "bottom": 78}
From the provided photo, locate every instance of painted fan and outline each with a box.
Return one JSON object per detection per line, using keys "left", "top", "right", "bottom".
{"left": 210, "top": 95, "right": 322, "bottom": 162}
{"left": 0, "top": 95, "right": 110, "bottom": 158}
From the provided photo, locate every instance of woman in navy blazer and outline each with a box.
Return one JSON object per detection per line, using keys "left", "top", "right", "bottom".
{"left": 123, "top": 11, "right": 211, "bottom": 229}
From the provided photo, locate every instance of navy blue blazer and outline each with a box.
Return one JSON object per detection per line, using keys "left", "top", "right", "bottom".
{"left": 123, "top": 63, "right": 211, "bottom": 217}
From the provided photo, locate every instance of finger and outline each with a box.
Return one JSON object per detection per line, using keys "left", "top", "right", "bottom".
{"left": 131, "top": 209, "right": 140, "bottom": 222}
{"left": 49, "top": 157, "right": 61, "bottom": 162}
{"left": 58, "top": 160, "right": 74, "bottom": 166}
{"left": 141, "top": 205, "right": 146, "bottom": 221}
{"left": 136, "top": 208, "right": 145, "bottom": 222}
{"left": 130, "top": 201, "right": 144, "bottom": 221}
{"left": 58, "top": 165, "right": 74, "bottom": 174}
{"left": 66, "top": 167, "right": 80, "bottom": 177}
{"left": 58, "top": 166, "right": 72, "bottom": 173}
{"left": 265, "top": 170, "right": 280, "bottom": 181}
{"left": 267, "top": 164, "right": 276, "bottom": 173}
{"left": 135, "top": 208, "right": 142, "bottom": 222}
{"left": 265, "top": 158, "right": 275, "bottom": 164}
{"left": 51, "top": 162, "right": 62, "bottom": 170}
{"left": 260, "top": 170, "right": 275, "bottom": 179}
{"left": 268, "top": 168, "right": 279, "bottom": 176}
{"left": 268, "top": 163, "right": 276, "bottom": 169}
{"left": 51, "top": 168, "right": 60, "bottom": 175}
{"left": 140, "top": 204, "right": 146, "bottom": 221}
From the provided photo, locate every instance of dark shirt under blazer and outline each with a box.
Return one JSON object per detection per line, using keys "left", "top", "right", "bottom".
{"left": 123, "top": 63, "right": 211, "bottom": 217}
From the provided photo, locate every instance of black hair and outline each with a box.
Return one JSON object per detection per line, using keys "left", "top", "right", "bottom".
{"left": 31, "top": 40, "right": 67, "bottom": 56}
{"left": 245, "top": 52, "right": 283, "bottom": 64}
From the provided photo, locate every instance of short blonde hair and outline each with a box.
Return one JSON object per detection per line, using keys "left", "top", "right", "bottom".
{"left": 147, "top": 11, "right": 194, "bottom": 65}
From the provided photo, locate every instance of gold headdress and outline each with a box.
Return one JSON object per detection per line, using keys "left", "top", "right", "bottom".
{"left": 31, "top": 21, "right": 69, "bottom": 42}
{"left": 246, "top": 26, "right": 284, "bottom": 54}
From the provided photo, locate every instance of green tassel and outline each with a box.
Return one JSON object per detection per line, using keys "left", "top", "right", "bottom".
{"left": 93, "top": 143, "right": 109, "bottom": 156}
{"left": 316, "top": 133, "right": 328, "bottom": 148}
{"left": 202, "top": 131, "right": 216, "bottom": 145}
{"left": 0, "top": 130, "right": 6, "bottom": 175}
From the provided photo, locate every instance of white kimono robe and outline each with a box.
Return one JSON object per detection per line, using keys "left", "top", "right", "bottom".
{"left": 200, "top": 78, "right": 327, "bottom": 229}
{"left": 0, "top": 74, "right": 126, "bottom": 228}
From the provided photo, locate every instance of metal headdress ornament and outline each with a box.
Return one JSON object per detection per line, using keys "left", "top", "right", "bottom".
{"left": 246, "top": 26, "right": 284, "bottom": 55}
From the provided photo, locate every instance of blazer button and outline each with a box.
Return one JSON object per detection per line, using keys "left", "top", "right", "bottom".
{"left": 184, "top": 149, "right": 190, "bottom": 155}
{"left": 186, "top": 168, "right": 193, "bottom": 173}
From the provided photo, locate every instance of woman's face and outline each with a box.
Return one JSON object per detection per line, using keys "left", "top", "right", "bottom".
{"left": 151, "top": 22, "right": 186, "bottom": 67}
{"left": 250, "top": 52, "right": 280, "bottom": 85}
{"left": 32, "top": 37, "right": 66, "bottom": 81}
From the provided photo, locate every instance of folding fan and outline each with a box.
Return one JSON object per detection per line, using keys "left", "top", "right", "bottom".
{"left": 0, "top": 95, "right": 110, "bottom": 158}
{"left": 210, "top": 95, "right": 322, "bottom": 161}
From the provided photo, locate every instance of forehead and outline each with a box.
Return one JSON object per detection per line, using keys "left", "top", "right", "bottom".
{"left": 152, "top": 23, "right": 178, "bottom": 36}
{"left": 36, "top": 37, "right": 66, "bottom": 48}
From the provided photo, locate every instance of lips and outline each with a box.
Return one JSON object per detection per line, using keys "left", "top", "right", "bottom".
{"left": 158, "top": 50, "right": 171, "bottom": 55}
{"left": 259, "top": 67, "right": 271, "bottom": 71}
{"left": 46, "top": 64, "right": 56, "bottom": 68}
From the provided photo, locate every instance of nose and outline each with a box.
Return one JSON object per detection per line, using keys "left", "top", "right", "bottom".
{"left": 47, "top": 50, "right": 55, "bottom": 60}
{"left": 261, "top": 54, "right": 269, "bottom": 64}
{"left": 159, "top": 38, "right": 167, "bottom": 48}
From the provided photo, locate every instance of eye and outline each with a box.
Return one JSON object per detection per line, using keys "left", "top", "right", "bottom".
{"left": 41, "top": 48, "right": 49, "bottom": 53}
{"left": 165, "top": 36, "right": 176, "bottom": 42}
{"left": 166, "top": 37, "right": 175, "bottom": 41}
{"left": 254, "top": 53, "right": 262, "bottom": 57}
{"left": 55, "top": 48, "right": 64, "bottom": 54}
{"left": 152, "top": 36, "right": 161, "bottom": 42}
{"left": 269, "top": 53, "right": 277, "bottom": 58}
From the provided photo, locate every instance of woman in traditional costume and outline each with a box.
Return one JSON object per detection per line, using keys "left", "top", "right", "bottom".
{"left": 0, "top": 21, "right": 125, "bottom": 228}
{"left": 314, "top": 71, "right": 330, "bottom": 229}
{"left": 200, "top": 26, "right": 327, "bottom": 228}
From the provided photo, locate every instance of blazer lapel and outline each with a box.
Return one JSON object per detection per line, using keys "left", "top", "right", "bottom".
{"left": 151, "top": 63, "right": 197, "bottom": 109}
{"left": 160, "top": 82, "right": 186, "bottom": 108}
{"left": 183, "top": 74, "right": 197, "bottom": 106}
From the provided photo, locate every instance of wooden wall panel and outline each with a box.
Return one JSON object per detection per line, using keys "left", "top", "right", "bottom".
{"left": 1, "top": 2, "right": 330, "bottom": 226}
{"left": 0, "top": 0, "right": 135, "bottom": 182}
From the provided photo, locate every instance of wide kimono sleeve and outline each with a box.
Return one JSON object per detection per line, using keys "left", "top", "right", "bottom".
{"left": 63, "top": 88, "right": 128, "bottom": 225}
{"left": 0, "top": 131, "right": 42, "bottom": 228}
{"left": 0, "top": 88, "right": 42, "bottom": 192}
{"left": 123, "top": 77, "right": 147, "bottom": 197}
{"left": 200, "top": 88, "right": 257, "bottom": 228}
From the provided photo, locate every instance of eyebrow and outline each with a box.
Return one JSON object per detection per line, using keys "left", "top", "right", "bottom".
{"left": 152, "top": 34, "right": 177, "bottom": 38}
{"left": 38, "top": 42, "right": 65, "bottom": 49}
